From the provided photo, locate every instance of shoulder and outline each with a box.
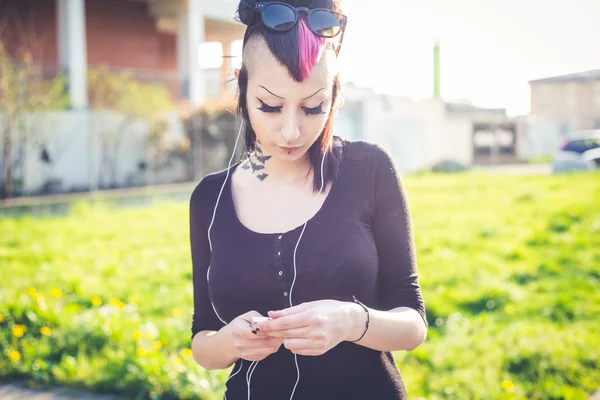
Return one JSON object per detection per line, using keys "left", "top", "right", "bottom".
{"left": 342, "top": 140, "right": 403, "bottom": 197}
{"left": 342, "top": 139, "right": 395, "bottom": 168}
{"left": 189, "top": 164, "right": 236, "bottom": 215}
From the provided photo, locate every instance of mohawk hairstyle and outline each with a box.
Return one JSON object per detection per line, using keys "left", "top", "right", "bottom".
{"left": 236, "top": 0, "right": 345, "bottom": 191}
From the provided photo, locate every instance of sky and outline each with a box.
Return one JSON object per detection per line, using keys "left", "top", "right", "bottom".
{"left": 336, "top": 0, "right": 600, "bottom": 116}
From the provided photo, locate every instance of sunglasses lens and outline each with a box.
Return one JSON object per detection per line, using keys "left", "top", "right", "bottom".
{"left": 309, "top": 10, "right": 342, "bottom": 37}
{"left": 262, "top": 4, "right": 296, "bottom": 30}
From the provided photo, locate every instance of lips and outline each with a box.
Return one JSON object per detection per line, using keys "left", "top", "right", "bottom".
{"left": 279, "top": 146, "right": 301, "bottom": 154}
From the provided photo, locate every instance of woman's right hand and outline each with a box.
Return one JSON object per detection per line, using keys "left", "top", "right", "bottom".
{"left": 229, "top": 311, "right": 283, "bottom": 362}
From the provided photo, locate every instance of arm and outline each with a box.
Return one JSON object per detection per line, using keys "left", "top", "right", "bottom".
{"left": 345, "top": 304, "right": 427, "bottom": 352}
{"left": 252, "top": 145, "right": 427, "bottom": 355}
{"left": 350, "top": 145, "right": 427, "bottom": 351}
{"left": 189, "top": 183, "right": 239, "bottom": 370}
{"left": 191, "top": 325, "right": 239, "bottom": 370}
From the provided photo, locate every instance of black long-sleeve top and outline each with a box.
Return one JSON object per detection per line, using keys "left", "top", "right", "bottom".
{"left": 189, "top": 139, "right": 427, "bottom": 400}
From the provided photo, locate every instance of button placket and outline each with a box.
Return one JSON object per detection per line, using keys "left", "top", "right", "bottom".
{"left": 276, "top": 233, "right": 285, "bottom": 282}
{"left": 276, "top": 233, "right": 289, "bottom": 300}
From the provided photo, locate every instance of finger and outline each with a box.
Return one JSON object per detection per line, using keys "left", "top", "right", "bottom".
{"left": 283, "top": 338, "right": 316, "bottom": 352}
{"left": 261, "top": 326, "right": 312, "bottom": 338}
{"left": 268, "top": 302, "right": 314, "bottom": 318}
{"left": 237, "top": 324, "right": 268, "bottom": 340}
{"left": 238, "top": 336, "right": 282, "bottom": 350}
{"left": 290, "top": 349, "right": 323, "bottom": 357}
{"left": 234, "top": 323, "right": 256, "bottom": 339}
{"left": 254, "top": 337, "right": 284, "bottom": 347}
{"left": 241, "top": 310, "right": 265, "bottom": 325}
{"left": 258, "top": 311, "right": 312, "bottom": 333}
{"left": 241, "top": 348, "right": 275, "bottom": 361}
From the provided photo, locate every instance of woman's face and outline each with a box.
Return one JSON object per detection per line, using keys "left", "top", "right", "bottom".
{"left": 242, "top": 36, "right": 337, "bottom": 162}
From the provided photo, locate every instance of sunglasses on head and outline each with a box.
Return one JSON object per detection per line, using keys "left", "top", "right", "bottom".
{"left": 236, "top": 1, "right": 348, "bottom": 55}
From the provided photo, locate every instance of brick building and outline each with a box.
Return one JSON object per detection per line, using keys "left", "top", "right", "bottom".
{"left": 0, "top": 0, "right": 245, "bottom": 108}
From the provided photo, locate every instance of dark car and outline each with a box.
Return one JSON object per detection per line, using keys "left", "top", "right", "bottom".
{"left": 552, "top": 130, "right": 600, "bottom": 173}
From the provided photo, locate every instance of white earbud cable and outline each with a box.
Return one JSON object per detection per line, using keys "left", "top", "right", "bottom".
{"left": 287, "top": 149, "right": 327, "bottom": 400}
{"left": 207, "top": 118, "right": 329, "bottom": 400}
{"left": 207, "top": 120, "right": 245, "bottom": 400}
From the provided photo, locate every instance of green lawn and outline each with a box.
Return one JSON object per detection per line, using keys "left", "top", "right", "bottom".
{"left": 1, "top": 171, "right": 599, "bottom": 399}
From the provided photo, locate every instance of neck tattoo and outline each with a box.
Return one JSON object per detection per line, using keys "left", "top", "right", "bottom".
{"left": 241, "top": 141, "right": 271, "bottom": 181}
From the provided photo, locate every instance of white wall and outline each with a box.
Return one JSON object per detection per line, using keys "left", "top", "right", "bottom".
{"left": 520, "top": 120, "right": 569, "bottom": 159}
{"left": 0, "top": 111, "right": 187, "bottom": 195}
{"left": 347, "top": 95, "right": 474, "bottom": 173}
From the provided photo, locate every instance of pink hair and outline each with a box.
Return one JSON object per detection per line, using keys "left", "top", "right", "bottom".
{"left": 298, "top": 17, "right": 325, "bottom": 81}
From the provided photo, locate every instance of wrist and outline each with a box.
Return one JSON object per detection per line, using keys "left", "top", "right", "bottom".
{"left": 344, "top": 301, "right": 368, "bottom": 342}
{"left": 222, "top": 323, "right": 241, "bottom": 363}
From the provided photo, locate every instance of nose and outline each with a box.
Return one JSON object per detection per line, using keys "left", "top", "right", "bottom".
{"left": 280, "top": 111, "right": 301, "bottom": 144}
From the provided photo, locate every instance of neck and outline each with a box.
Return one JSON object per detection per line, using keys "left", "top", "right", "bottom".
{"left": 246, "top": 143, "right": 313, "bottom": 185}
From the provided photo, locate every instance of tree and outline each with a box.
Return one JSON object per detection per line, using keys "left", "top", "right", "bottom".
{"left": 87, "top": 67, "right": 175, "bottom": 188}
{"left": 0, "top": 0, "right": 70, "bottom": 198}
{"left": 0, "top": 44, "right": 69, "bottom": 198}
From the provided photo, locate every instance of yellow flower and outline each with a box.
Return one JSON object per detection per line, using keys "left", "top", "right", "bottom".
{"left": 171, "top": 308, "right": 182, "bottom": 317}
{"left": 40, "top": 326, "right": 52, "bottom": 336}
{"left": 144, "top": 331, "right": 154, "bottom": 340}
{"left": 0, "top": 313, "right": 4, "bottom": 322}
{"left": 136, "top": 348, "right": 147, "bottom": 357}
{"left": 180, "top": 348, "right": 193, "bottom": 358}
{"left": 128, "top": 296, "right": 138, "bottom": 305}
{"left": 153, "top": 341, "right": 163, "bottom": 350}
{"left": 110, "top": 298, "right": 125, "bottom": 310}
{"left": 91, "top": 297, "right": 102, "bottom": 307}
{"left": 27, "top": 287, "right": 38, "bottom": 297}
{"left": 50, "top": 288, "right": 63, "bottom": 298}
{"left": 501, "top": 380, "right": 515, "bottom": 391}
{"left": 133, "top": 330, "right": 142, "bottom": 340}
{"left": 9, "top": 350, "right": 21, "bottom": 362}
{"left": 12, "top": 325, "right": 26, "bottom": 338}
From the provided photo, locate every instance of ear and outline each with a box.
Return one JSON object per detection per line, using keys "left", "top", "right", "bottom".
{"left": 234, "top": 68, "right": 240, "bottom": 80}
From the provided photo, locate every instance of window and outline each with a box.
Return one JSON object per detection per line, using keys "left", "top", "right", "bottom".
{"left": 198, "top": 42, "right": 223, "bottom": 69}
{"left": 562, "top": 138, "right": 600, "bottom": 153}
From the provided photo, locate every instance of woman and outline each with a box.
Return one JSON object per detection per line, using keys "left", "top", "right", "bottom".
{"left": 189, "top": 1, "right": 428, "bottom": 399}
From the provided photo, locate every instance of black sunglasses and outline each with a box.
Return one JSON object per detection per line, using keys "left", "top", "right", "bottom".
{"left": 236, "top": 2, "right": 348, "bottom": 55}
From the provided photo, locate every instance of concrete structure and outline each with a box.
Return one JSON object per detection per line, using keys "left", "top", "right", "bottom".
{"left": 529, "top": 69, "right": 600, "bottom": 132}
{"left": 340, "top": 84, "right": 520, "bottom": 173}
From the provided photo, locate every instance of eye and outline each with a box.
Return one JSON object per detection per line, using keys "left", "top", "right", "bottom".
{"left": 257, "top": 99, "right": 282, "bottom": 113}
{"left": 303, "top": 102, "right": 326, "bottom": 116}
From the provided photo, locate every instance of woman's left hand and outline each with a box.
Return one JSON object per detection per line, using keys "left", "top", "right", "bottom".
{"left": 254, "top": 300, "right": 360, "bottom": 356}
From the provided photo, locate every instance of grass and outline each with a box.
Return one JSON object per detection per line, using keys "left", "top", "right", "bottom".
{"left": 1, "top": 171, "right": 599, "bottom": 399}
{"left": 527, "top": 154, "right": 554, "bottom": 164}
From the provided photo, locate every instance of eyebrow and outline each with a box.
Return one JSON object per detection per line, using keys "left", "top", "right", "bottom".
{"left": 259, "top": 86, "right": 325, "bottom": 101}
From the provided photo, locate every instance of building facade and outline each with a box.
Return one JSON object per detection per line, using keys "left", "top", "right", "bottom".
{"left": 0, "top": 0, "right": 244, "bottom": 108}
{"left": 529, "top": 69, "right": 600, "bottom": 132}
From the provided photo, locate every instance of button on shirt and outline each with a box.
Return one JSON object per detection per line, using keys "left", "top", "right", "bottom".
{"left": 189, "top": 139, "right": 427, "bottom": 400}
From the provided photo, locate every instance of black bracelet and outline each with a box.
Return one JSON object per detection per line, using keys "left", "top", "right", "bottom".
{"left": 350, "top": 295, "right": 370, "bottom": 343}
